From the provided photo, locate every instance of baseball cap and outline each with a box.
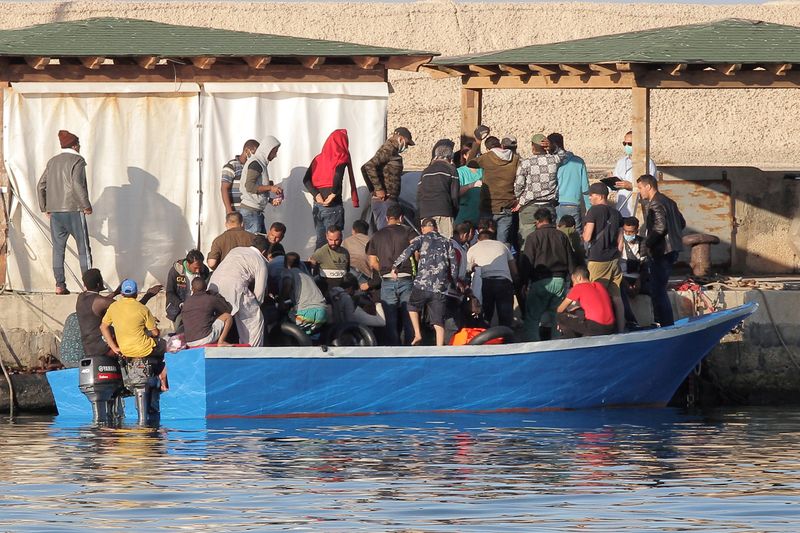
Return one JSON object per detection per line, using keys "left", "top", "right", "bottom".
{"left": 120, "top": 278, "right": 138, "bottom": 295}
{"left": 501, "top": 135, "right": 517, "bottom": 148}
{"left": 589, "top": 182, "right": 610, "bottom": 196}
{"left": 530, "top": 133, "right": 546, "bottom": 146}
{"left": 393, "top": 127, "right": 415, "bottom": 146}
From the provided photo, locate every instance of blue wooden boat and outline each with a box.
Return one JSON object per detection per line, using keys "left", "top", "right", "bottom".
{"left": 47, "top": 303, "right": 756, "bottom": 421}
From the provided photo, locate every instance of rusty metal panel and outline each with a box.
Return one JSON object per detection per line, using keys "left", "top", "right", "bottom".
{"left": 658, "top": 179, "right": 732, "bottom": 267}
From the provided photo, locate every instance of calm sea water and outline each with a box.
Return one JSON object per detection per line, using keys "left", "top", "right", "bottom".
{"left": 1, "top": 408, "right": 798, "bottom": 531}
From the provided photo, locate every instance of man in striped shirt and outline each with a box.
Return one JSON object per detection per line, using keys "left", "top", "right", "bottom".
{"left": 220, "top": 139, "right": 259, "bottom": 214}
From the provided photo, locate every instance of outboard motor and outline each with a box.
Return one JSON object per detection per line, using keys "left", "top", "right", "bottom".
{"left": 120, "top": 356, "right": 162, "bottom": 426}
{"left": 78, "top": 356, "right": 126, "bottom": 424}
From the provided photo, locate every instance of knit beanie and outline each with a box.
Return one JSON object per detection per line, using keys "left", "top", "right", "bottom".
{"left": 58, "top": 130, "right": 79, "bottom": 148}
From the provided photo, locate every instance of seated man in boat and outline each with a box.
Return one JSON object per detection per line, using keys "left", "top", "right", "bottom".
{"left": 100, "top": 279, "right": 168, "bottom": 390}
{"left": 165, "top": 249, "right": 210, "bottom": 332}
{"left": 75, "top": 268, "right": 162, "bottom": 358}
{"left": 329, "top": 273, "right": 385, "bottom": 329}
{"left": 555, "top": 265, "right": 616, "bottom": 338}
{"left": 309, "top": 225, "right": 350, "bottom": 295}
{"left": 279, "top": 252, "right": 328, "bottom": 335}
{"left": 182, "top": 277, "right": 234, "bottom": 348}
{"left": 208, "top": 234, "right": 270, "bottom": 347}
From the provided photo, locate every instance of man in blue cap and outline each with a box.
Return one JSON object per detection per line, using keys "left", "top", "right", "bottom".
{"left": 100, "top": 278, "right": 168, "bottom": 390}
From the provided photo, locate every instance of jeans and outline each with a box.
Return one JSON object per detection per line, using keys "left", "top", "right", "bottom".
{"left": 380, "top": 277, "right": 413, "bottom": 345}
{"left": 239, "top": 205, "right": 265, "bottom": 234}
{"left": 481, "top": 277, "right": 515, "bottom": 326}
{"left": 371, "top": 197, "right": 398, "bottom": 231}
{"left": 485, "top": 209, "right": 515, "bottom": 247}
{"left": 556, "top": 203, "right": 583, "bottom": 235}
{"left": 523, "top": 276, "right": 567, "bottom": 341}
{"left": 312, "top": 203, "right": 345, "bottom": 250}
{"left": 649, "top": 251, "right": 678, "bottom": 326}
{"left": 50, "top": 211, "right": 92, "bottom": 288}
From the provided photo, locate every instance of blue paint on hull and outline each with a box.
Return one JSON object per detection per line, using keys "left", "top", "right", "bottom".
{"left": 47, "top": 304, "right": 756, "bottom": 422}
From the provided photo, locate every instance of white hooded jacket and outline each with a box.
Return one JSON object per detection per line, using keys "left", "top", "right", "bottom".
{"left": 239, "top": 136, "right": 281, "bottom": 211}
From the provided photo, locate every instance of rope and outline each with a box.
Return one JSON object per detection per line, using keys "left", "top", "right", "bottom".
{"left": 0, "top": 325, "right": 15, "bottom": 417}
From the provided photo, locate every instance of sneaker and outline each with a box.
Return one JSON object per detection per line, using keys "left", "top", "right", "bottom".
{"left": 55, "top": 286, "right": 71, "bottom": 295}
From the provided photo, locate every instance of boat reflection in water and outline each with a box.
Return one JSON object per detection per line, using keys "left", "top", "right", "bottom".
{"left": 0, "top": 407, "right": 796, "bottom": 531}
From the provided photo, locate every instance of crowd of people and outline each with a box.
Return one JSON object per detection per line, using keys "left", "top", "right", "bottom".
{"left": 38, "top": 124, "right": 687, "bottom": 373}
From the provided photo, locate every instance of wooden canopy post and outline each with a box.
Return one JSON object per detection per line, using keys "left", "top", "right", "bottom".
{"left": 460, "top": 86, "right": 482, "bottom": 146}
{"left": 631, "top": 86, "right": 651, "bottom": 220}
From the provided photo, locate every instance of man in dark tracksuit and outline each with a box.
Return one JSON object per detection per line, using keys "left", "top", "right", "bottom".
{"left": 361, "top": 127, "right": 414, "bottom": 231}
{"left": 37, "top": 130, "right": 92, "bottom": 295}
{"left": 165, "top": 249, "right": 210, "bottom": 332}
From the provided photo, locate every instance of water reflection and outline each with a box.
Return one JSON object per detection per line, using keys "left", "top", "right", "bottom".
{"left": 0, "top": 408, "right": 798, "bottom": 530}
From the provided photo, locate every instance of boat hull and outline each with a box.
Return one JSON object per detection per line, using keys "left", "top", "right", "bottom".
{"left": 47, "top": 303, "right": 756, "bottom": 421}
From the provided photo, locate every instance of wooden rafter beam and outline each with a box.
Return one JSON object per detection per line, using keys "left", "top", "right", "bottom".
{"left": 529, "top": 63, "right": 559, "bottom": 76}
{"left": 422, "top": 66, "right": 453, "bottom": 79}
{"left": 352, "top": 56, "right": 379, "bottom": 70}
{"left": 79, "top": 56, "right": 106, "bottom": 70}
{"left": 615, "top": 62, "right": 634, "bottom": 72}
{"left": 768, "top": 63, "right": 792, "bottom": 76}
{"left": 668, "top": 63, "right": 687, "bottom": 76}
{"left": 191, "top": 56, "right": 217, "bottom": 70}
{"left": 468, "top": 64, "right": 500, "bottom": 76}
{"left": 136, "top": 56, "right": 159, "bottom": 70}
{"left": 243, "top": 56, "right": 271, "bottom": 69}
{"left": 431, "top": 65, "right": 470, "bottom": 77}
{"left": 589, "top": 63, "right": 618, "bottom": 76}
{"left": 716, "top": 63, "right": 741, "bottom": 76}
{"left": 383, "top": 55, "right": 432, "bottom": 72}
{"left": 25, "top": 57, "right": 50, "bottom": 70}
{"left": 299, "top": 56, "right": 325, "bottom": 69}
{"left": 498, "top": 64, "right": 529, "bottom": 76}
{"left": 559, "top": 64, "right": 591, "bottom": 76}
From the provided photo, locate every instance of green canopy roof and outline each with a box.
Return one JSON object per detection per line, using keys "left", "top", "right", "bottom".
{"left": 0, "top": 17, "right": 433, "bottom": 58}
{"left": 434, "top": 19, "right": 800, "bottom": 66}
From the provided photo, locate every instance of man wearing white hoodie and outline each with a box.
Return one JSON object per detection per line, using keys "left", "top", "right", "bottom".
{"left": 238, "top": 136, "right": 283, "bottom": 234}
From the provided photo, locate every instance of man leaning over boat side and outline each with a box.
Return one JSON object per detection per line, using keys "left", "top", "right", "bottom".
{"left": 361, "top": 127, "right": 415, "bottom": 231}
{"left": 636, "top": 174, "right": 686, "bottom": 327}
{"left": 391, "top": 217, "right": 458, "bottom": 347}
{"left": 582, "top": 182, "right": 625, "bottom": 333}
{"left": 208, "top": 234, "right": 270, "bottom": 347}
{"left": 207, "top": 211, "right": 257, "bottom": 270}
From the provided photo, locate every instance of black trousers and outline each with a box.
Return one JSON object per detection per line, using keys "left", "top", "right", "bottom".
{"left": 557, "top": 310, "right": 615, "bottom": 339}
{"left": 481, "top": 277, "right": 515, "bottom": 326}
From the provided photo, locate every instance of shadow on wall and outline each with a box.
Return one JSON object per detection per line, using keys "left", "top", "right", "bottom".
{"left": 90, "top": 167, "right": 194, "bottom": 286}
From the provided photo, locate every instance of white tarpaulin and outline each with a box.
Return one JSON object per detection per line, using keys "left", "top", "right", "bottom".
{"left": 3, "top": 82, "right": 388, "bottom": 292}
{"left": 4, "top": 86, "right": 200, "bottom": 292}
{"left": 199, "top": 82, "right": 388, "bottom": 255}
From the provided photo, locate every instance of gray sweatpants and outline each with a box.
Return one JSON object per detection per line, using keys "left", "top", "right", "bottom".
{"left": 50, "top": 211, "right": 92, "bottom": 288}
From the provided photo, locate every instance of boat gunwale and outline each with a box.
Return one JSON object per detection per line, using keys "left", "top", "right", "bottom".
{"left": 198, "top": 302, "right": 757, "bottom": 360}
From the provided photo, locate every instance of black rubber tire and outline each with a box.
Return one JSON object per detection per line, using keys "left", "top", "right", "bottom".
{"left": 330, "top": 322, "right": 378, "bottom": 347}
{"left": 268, "top": 322, "right": 313, "bottom": 347}
{"left": 467, "top": 326, "right": 515, "bottom": 345}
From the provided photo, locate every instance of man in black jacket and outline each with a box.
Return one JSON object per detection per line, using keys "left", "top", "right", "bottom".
{"left": 519, "top": 208, "right": 576, "bottom": 341}
{"left": 417, "top": 139, "right": 460, "bottom": 238}
{"left": 636, "top": 174, "right": 686, "bottom": 326}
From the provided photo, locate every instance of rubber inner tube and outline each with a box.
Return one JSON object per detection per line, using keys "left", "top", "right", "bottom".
{"left": 330, "top": 322, "right": 378, "bottom": 347}
{"left": 467, "top": 326, "right": 515, "bottom": 345}
{"left": 267, "top": 322, "right": 313, "bottom": 347}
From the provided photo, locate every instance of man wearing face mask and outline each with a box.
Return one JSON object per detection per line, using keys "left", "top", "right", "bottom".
{"left": 612, "top": 130, "right": 657, "bottom": 218}
{"left": 362, "top": 127, "right": 415, "bottom": 231}
{"left": 220, "top": 139, "right": 259, "bottom": 215}
{"left": 238, "top": 136, "right": 283, "bottom": 234}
